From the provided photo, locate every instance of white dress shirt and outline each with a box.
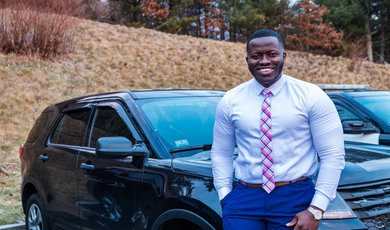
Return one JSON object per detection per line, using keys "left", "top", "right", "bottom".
{"left": 211, "top": 74, "right": 345, "bottom": 211}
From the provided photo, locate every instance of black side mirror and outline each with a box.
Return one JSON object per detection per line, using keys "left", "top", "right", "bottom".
{"left": 96, "top": 137, "right": 148, "bottom": 158}
{"left": 342, "top": 120, "right": 379, "bottom": 134}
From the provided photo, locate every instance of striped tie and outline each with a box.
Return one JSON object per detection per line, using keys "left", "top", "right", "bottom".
{"left": 261, "top": 88, "right": 275, "bottom": 193}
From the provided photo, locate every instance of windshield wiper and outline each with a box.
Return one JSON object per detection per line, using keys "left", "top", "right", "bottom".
{"left": 169, "top": 144, "right": 212, "bottom": 154}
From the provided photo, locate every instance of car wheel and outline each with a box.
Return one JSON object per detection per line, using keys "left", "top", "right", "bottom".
{"left": 26, "top": 193, "right": 50, "bottom": 230}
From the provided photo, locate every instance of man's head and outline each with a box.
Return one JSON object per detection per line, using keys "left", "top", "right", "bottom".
{"left": 246, "top": 29, "right": 286, "bottom": 88}
{"left": 246, "top": 29, "right": 284, "bottom": 52}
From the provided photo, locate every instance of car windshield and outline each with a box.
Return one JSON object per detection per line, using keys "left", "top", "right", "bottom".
{"left": 353, "top": 95, "right": 390, "bottom": 125}
{"left": 136, "top": 96, "right": 221, "bottom": 157}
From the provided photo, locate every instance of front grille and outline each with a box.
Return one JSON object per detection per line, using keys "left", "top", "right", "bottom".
{"left": 338, "top": 179, "right": 390, "bottom": 230}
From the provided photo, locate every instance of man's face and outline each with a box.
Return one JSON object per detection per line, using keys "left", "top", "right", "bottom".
{"left": 246, "top": 36, "right": 286, "bottom": 88}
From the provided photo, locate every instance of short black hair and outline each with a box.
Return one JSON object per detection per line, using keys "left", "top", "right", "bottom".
{"left": 246, "top": 29, "right": 284, "bottom": 52}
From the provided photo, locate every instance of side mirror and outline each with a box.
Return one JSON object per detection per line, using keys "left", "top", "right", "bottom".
{"left": 342, "top": 120, "right": 379, "bottom": 134}
{"left": 96, "top": 137, "right": 148, "bottom": 158}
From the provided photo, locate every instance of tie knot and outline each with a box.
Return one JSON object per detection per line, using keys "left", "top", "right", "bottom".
{"left": 262, "top": 88, "right": 272, "bottom": 97}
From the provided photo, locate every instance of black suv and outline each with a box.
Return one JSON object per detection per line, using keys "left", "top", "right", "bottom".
{"left": 21, "top": 90, "right": 390, "bottom": 230}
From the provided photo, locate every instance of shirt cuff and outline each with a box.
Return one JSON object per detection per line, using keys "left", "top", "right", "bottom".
{"left": 310, "top": 190, "right": 331, "bottom": 211}
{"left": 218, "top": 187, "right": 232, "bottom": 201}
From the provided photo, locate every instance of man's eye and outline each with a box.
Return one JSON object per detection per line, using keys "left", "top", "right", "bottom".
{"left": 269, "top": 53, "right": 278, "bottom": 57}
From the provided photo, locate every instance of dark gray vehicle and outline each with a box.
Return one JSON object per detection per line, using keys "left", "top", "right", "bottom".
{"left": 20, "top": 89, "right": 390, "bottom": 230}
{"left": 320, "top": 84, "right": 390, "bottom": 147}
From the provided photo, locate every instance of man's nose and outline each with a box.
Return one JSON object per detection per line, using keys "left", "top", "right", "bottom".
{"left": 259, "top": 55, "right": 271, "bottom": 64}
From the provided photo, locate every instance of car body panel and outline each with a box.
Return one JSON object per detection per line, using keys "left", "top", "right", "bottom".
{"left": 43, "top": 144, "right": 80, "bottom": 228}
{"left": 344, "top": 133, "right": 379, "bottom": 145}
{"left": 76, "top": 150, "right": 145, "bottom": 229}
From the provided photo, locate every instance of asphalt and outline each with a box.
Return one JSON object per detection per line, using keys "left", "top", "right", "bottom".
{"left": 0, "top": 223, "right": 24, "bottom": 230}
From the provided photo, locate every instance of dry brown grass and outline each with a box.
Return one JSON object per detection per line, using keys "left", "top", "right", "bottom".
{"left": 1, "top": 19, "right": 390, "bottom": 224}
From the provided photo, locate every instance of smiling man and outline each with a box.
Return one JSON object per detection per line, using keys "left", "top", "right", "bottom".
{"left": 211, "top": 29, "right": 346, "bottom": 230}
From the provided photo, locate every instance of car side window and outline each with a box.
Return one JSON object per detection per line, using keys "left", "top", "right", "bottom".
{"left": 89, "top": 106, "right": 135, "bottom": 148}
{"left": 335, "top": 104, "right": 360, "bottom": 122}
{"left": 50, "top": 109, "right": 91, "bottom": 146}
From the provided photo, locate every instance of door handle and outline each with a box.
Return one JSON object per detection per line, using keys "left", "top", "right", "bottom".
{"left": 39, "top": 154, "right": 49, "bottom": 162}
{"left": 80, "top": 162, "right": 95, "bottom": 170}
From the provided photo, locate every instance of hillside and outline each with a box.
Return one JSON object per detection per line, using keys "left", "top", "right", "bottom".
{"left": 1, "top": 19, "right": 390, "bottom": 224}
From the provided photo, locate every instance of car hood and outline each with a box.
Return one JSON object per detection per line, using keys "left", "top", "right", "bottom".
{"left": 339, "top": 143, "right": 390, "bottom": 186}
{"left": 172, "top": 145, "right": 390, "bottom": 186}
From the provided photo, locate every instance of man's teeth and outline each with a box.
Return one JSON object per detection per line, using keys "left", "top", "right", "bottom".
{"left": 260, "top": 68, "right": 272, "bottom": 72}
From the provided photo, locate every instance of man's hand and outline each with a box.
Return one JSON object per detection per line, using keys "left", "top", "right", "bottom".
{"left": 286, "top": 209, "right": 320, "bottom": 230}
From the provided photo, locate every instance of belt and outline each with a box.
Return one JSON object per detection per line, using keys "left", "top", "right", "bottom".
{"left": 239, "top": 176, "right": 308, "bottom": 188}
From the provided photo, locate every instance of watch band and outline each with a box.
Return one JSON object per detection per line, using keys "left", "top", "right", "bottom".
{"left": 307, "top": 206, "right": 323, "bottom": 220}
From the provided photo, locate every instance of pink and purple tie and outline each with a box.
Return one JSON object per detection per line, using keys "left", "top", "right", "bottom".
{"left": 261, "top": 89, "right": 275, "bottom": 193}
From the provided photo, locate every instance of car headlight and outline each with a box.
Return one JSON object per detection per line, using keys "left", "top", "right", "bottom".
{"left": 323, "top": 192, "right": 356, "bottom": 219}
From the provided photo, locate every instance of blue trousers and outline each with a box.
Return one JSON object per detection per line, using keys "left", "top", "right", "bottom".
{"left": 221, "top": 178, "right": 315, "bottom": 230}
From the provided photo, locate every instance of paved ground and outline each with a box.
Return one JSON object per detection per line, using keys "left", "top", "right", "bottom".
{"left": 0, "top": 223, "right": 24, "bottom": 230}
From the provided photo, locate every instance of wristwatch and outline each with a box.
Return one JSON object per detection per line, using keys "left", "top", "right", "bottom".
{"left": 307, "top": 206, "right": 323, "bottom": 220}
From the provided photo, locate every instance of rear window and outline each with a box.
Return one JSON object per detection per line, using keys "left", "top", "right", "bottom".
{"left": 26, "top": 105, "right": 57, "bottom": 143}
{"left": 334, "top": 104, "right": 360, "bottom": 121}
{"left": 50, "top": 109, "right": 91, "bottom": 146}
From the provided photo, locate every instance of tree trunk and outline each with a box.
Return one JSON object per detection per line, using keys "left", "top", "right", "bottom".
{"left": 365, "top": 20, "right": 373, "bottom": 62}
{"left": 380, "top": 27, "right": 385, "bottom": 64}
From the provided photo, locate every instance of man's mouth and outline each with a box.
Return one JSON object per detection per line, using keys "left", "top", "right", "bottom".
{"left": 258, "top": 68, "right": 273, "bottom": 74}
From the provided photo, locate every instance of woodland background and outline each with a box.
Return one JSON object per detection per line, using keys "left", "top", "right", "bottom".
{"left": 93, "top": 0, "right": 390, "bottom": 64}
{"left": 0, "top": 0, "right": 390, "bottom": 225}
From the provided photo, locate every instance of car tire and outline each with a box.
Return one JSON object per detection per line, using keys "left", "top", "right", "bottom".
{"left": 26, "top": 193, "right": 50, "bottom": 230}
{"left": 161, "top": 219, "right": 202, "bottom": 230}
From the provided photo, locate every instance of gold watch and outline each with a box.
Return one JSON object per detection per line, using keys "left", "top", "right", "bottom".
{"left": 307, "top": 206, "right": 323, "bottom": 220}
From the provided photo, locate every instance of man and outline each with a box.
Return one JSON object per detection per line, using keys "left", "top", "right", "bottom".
{"left": 211, "top": 29, "right": 345, "bottom": 230}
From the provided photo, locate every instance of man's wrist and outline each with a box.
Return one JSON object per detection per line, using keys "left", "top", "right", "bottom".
{"left": 310, "top": 205, "right": 324, "bottom": 213}
{"left": 307, "top": 206, "right": 324, "bottom": 220}
{"left": 310, "top": 191, "right": 330, "bottom": 212}
{"left": 218, "top": 187, "right": 232, "bottom": 201}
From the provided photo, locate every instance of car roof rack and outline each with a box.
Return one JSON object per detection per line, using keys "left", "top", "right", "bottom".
{"left": 317, "top": 84, "right": 370, "bottom": 91}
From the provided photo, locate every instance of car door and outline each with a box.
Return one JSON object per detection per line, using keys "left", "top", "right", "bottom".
{"left": 76, "top": 101, "right": 147, "bottom": 230}
{"left": 332, "top": 100, "right": 380, "bottom": 144}
{"left": 44, "top": 104, "right": 92, "bottom": 229}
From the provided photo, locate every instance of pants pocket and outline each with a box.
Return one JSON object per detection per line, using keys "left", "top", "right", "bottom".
{"left": 220, "top": 189, "right": 235, "bottom": 208}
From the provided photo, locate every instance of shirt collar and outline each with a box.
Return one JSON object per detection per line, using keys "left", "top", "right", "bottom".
{"left": 253, "top": 73, "right": 285, "bottom": 96}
